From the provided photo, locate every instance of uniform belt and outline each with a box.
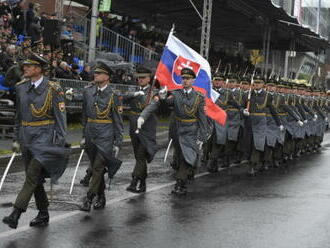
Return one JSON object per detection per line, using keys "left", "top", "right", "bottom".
{"left": 226, "top": 108, "right": 239, "bottom": 112}
{"left": 21, "top": 120, "right": 55, "bottom": 127}
{"left": 175, "top": 116, "right": 198, "bottom": 123}
{"left": 87, "top": 118, "right": 113, "bottom": 124}
{"left": 276, "top": 113, "right": 288, "bottom": 116}
{"left": 127, "top": 110, "right": 141, "bottom": 115}
{"left": 250, "top": 113, "right": 266, "bottom": 116}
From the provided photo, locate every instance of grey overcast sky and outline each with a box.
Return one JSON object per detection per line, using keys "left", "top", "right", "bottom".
{"left": 301, "top": 0, "right": 330, "bottom": 8}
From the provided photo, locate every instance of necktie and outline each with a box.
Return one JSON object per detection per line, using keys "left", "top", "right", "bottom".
{"left": 29, "top": 84, "right": 35, "bottom": 92}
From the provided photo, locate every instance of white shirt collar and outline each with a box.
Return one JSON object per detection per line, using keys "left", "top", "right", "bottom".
{"left": 98, "top": 84, "right": 108, "bottom": 92}
{"left": 140, "top": 85, "right": 150, "bottom": 91}
{"left": 31, "top": 76, "right": 44, "bottom": 88}
{"left": 254, "top": 89, "right": 263, "bottom": 94}
{"left": 184, "top": 88, "right": 192, "bottom": 94}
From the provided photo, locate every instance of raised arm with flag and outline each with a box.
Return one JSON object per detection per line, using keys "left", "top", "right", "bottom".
{"left": 155, "top": 32, "right": 227, "bottom": 126}
{"left": 136, "top": 31, "right": 226, "bottom": 195}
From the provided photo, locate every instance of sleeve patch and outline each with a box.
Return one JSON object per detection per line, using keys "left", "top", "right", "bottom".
{"left": 58, "top": 102, "right": 65, "bottom": 112}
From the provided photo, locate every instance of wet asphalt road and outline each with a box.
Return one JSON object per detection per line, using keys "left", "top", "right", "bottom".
{"left": 1, "top": 134, "right": 330, "bottom": 248}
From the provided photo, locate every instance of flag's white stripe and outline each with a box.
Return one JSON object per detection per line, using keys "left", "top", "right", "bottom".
{"left": 166, "top": 34, "right": 211, "bottom": 79}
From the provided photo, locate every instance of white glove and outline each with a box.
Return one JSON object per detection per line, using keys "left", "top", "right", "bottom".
{"left": 79, "top": 138, "right": 85, "bottom": 148}
{"left": 196, "top": 140, "right": 203, "bottom": 150}
{"left": 12, "top": 141, "right": 20, "bottom": 152}
{"left": 325, "top": 117, "right": 328, "bottom": 122}
{"left": 65, "top": 88, "right": 74, "bottom": 101}
{"left": 133, "top": 91, "right": 145, "bottom": 97}
{"left": 113, "top": 146, "right": 120, "bottom": 157}
{"left": 137, "top": 117, "right": 145, "bottom": 129}
{"left": 304, "top": 120, "right": 308, "bottom": 124}
{"left": 313, "top": 114, "right": 318, "bottom": 122}
{"left": 159, "top": 86, "right": 167, "bottom": 99}
{"left": 243, "top": 108, "right": 250, "bottom": 116}
{"left": 279, "top": 125, "right": 284, "bottom": 132}
{"left": 297, "top": 120, "right": 304, "bottom": 127}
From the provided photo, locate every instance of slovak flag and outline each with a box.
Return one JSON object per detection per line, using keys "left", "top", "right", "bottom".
{"left": 156, "top": 33, "right": 227, "bottom": 126}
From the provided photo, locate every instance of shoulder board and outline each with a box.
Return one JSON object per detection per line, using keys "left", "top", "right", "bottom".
{"left": 16, "top": 78, "right": 29, "bottom": 86}
{"left": 48, "top": 81, "right": 62, "bottom": 90}
{"left": 48, "top": 81, "right": 65, "bottom": 95}
{"left": 196, "top": 91, "right": 204, "bottom": 97}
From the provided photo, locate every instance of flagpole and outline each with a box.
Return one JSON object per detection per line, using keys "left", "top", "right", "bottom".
{"left": 146, "top": 24, "right": 175, "bottom": 105}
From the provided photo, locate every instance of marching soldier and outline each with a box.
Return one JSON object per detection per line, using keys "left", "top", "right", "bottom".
{"left": 79, "top": 61, "right": 124, "bottom": 211}
{"left": 138, "top": 68, "right": 208, "bottom": 195}
{"left": 123, "top": 67, "right": 158, "bottom": 193}
{"left": 243, "top": 76, "right": 278, "bottom": 175}
{"left": 262, "top": 80, "right": 283, "bottom": 170}
{"left": 2, "top": 53, "right": 69, "bottom": 229}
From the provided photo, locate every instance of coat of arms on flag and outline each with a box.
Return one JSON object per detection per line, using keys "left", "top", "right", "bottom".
{"left": 172, "top": 56, "right": 201, "bottom": 85}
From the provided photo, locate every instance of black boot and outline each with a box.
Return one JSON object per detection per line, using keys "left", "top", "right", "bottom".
{"left": 80, "top": 171, "right": 92, "bottom": 187}
{"left": 126, "top": 177, "right": 139, "bottom": 193}
{"left": 206, "top": 160, "right": 218, "bottom": 173}
{"left": 80, "top": 192, "right": 95, "bottom": 212}
{"left": 30, "top": 210, "right": 49, "bottom": 227}
{"left": 221, "top": 157, "right": 230, "bottom": 168}
{"left": 93, "top": 194, "right": 106, "bottom": 210}
{"left": 2, "top": 208, "right": 22, "bottom": 229}
{"left": 137, "top": 179, "right": 146, "bottom": 193}
{"left": 171, "top": 180, "right": 187, "bottom": 196}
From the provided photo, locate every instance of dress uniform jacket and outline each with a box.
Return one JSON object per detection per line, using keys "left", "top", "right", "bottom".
{"left": 213, "top": 88, "right": 241, "bottom": 145}
{"left": 168, "top": 89, "right": 207, "bottom": 166}
{"left": 14, "top": 77, "right": 69, "bottom": 183}
{"left": 265, "top": 92, "right": 281, "bottom": 148}
{"left": 82, "top": 84, "right": 123, "bottom": 168}
{"left": 249, "top": 90, "right": 269, "bottom": 152}
{"left": 281, "top": 94, "right": 302, "bottom": 139}
{"left": 123, "top": 85, "right": 158, "bottom": 163}
{"left": 142, "top": 88, "right": 208, "bottom": 166}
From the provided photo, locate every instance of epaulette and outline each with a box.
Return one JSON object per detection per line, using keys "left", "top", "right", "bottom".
{"left": 16, "top": 78, "right": 29, "bottom": 86}
{"left": 196, "top": 91, "right": 204, "bottom": 97}
{"left": 48, "top": 81, "right": 64, "bottom": 95}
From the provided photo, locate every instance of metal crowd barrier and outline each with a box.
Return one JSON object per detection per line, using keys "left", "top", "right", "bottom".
{"left": 71, "top": 14, "right": 161, "bottom": 64}
{"left": 55, "top": 78, "right": 140, "bottom": 113}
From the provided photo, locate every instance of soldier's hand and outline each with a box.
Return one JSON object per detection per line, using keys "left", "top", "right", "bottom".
{"left": 159, "top": 86, "right": 167, "bottom": 99}
{"left": 196, "top": 140, "right": 203, "bottom": 150}
{"left": 297, "top": 120, "right": 304, "bottom": 127}
{"left": 113, "top": 146, "right": 120, "bottom": 158}
{"left": 304, "top": 120, "right": 308, "bottom": 124}
{"left": 279, "top": 125, "right": 284, "bottom": 132}
{"left": 137, "top": 117, "right": 145, "bottom": 129}
{"left": 80, "top": 138, "right": 86, "bottom": 149}
{"left": 243, "top": 108, "right": 250, "bottom": 116}
{"left": 65, "top": 88, "right": 74, "bottom": 101}
{"left": 313, "top": 114, "right": 318, "bottom": 121}
{"left": 325, "top": 117, "right": 328, "bottom": 122}
{"left": 12, "top": 141, "right": 20, "bottom": 153}
{"left": 133, "top": 91, "right": 145, "bottom": 97}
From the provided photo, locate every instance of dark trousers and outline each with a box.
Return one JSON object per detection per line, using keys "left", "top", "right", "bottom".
{"left": 174, "top": 141, "right": 192, "bottom": 183}
{"left": 273, "top": 143, "right": 283, "bottom": 161}
{"left": 89, "top": 153, "right": 106, "bottom": 195}
{"left": 263, "top": 145, "right": 273, "bottom": 164}
{"left": 131, "top": 136, "right": 148, "bottom": 180}
{"left": 14, "top": 159, "right": 49, "bottom": 212}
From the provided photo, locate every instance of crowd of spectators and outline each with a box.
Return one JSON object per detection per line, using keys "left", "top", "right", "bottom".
{"left": 0, "top": 0, "right": 88, "bottom": 83}
{"left": 98, "top": 12, "right": 166, "bottom": 54}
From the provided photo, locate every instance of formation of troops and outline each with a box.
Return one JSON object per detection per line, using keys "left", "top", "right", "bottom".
{"left": 1, "top": 52, "right": 329, "bottom": 230}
